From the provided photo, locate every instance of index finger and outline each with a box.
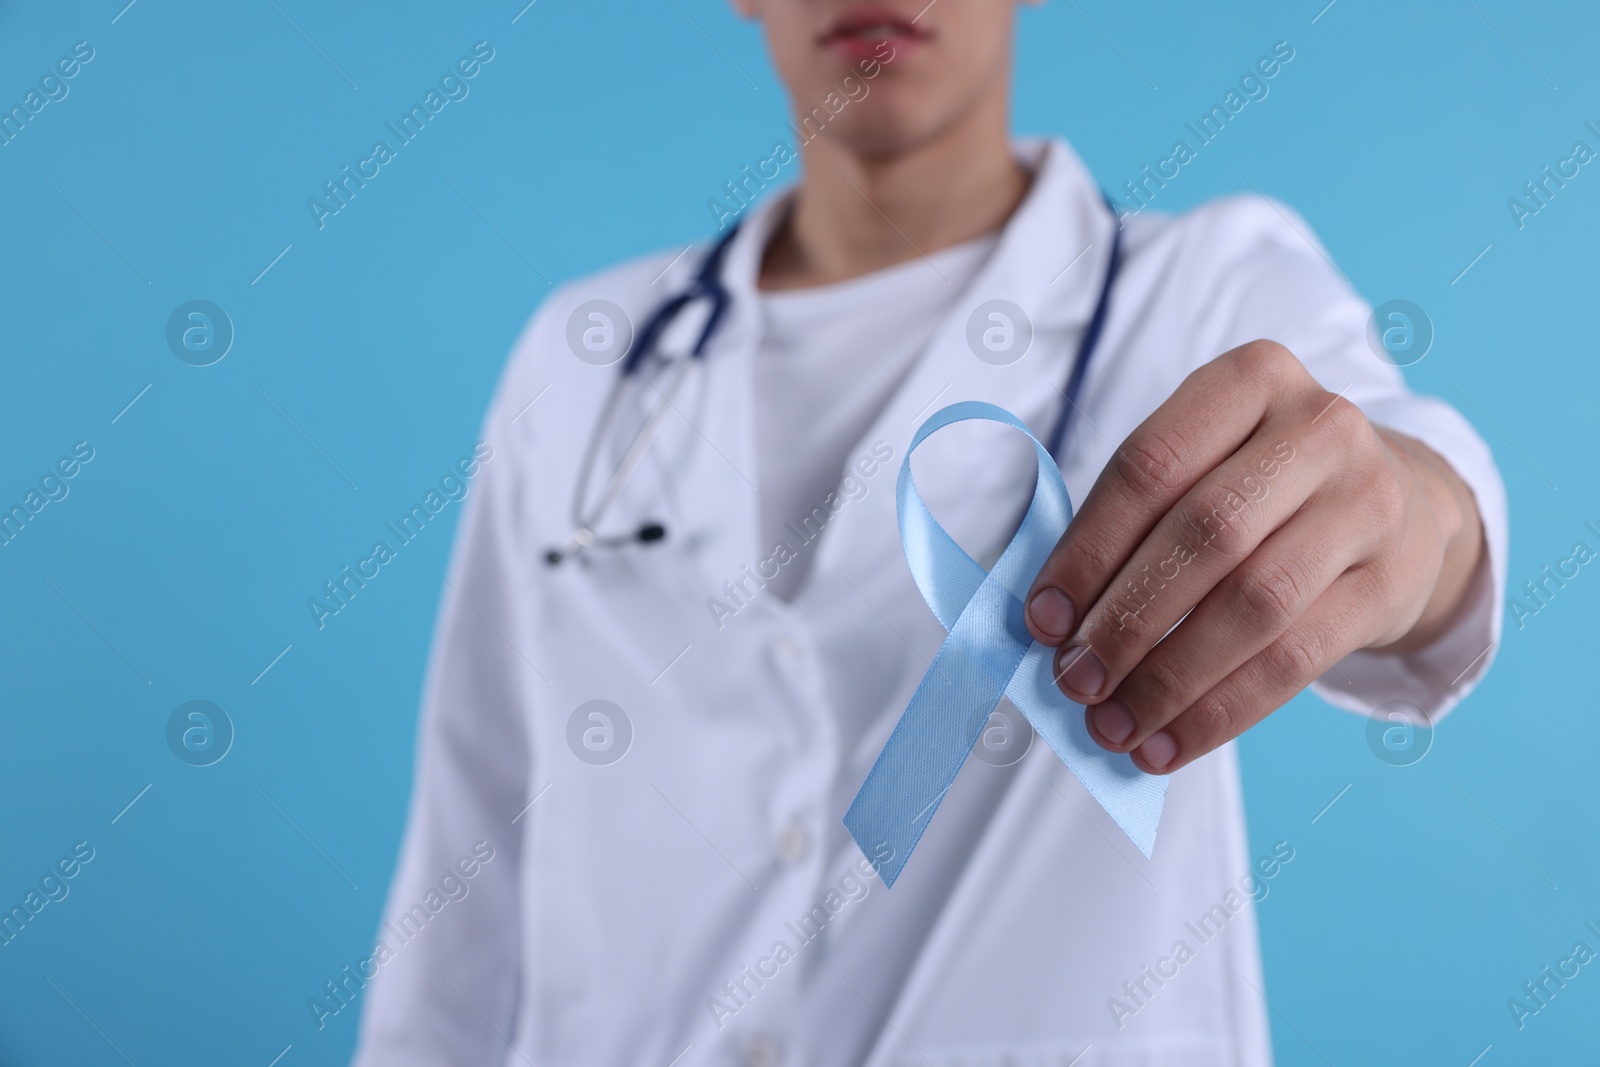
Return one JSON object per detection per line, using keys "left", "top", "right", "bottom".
{"left": 1024, "top": 341, "right": 1309, "bottom": 644}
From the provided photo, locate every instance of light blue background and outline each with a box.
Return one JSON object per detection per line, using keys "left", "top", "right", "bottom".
{"left": 1, "top": 0, "right": 1595, "bottom": 1063}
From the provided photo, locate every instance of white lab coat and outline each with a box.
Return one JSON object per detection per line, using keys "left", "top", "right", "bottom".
{"left": 352, "top": 139, "right": 1506, "bottom": 1067}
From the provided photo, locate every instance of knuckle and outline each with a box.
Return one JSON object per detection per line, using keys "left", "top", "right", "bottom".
{"left": 1312, "top": 393, "right": 1367, "bottom": 442}
{"left": 1353, "top": 560, "right": 1410, "bottom": 635}
{"left": 1232, "top": 557, "right": 1308, "bottom": 633}
{"left": 1185, "top": 691, "right": 1240, "bottom": 745}
{"left": 1175, "top": 489, "right": 1253, "bottom": 558}
{"left": 1102, "top": 585, "right": 1159, "bottom": 641}
{"left": 1363, "top": 467, "right": 1408, "bottom": 533}
{"left": 1113, "top": 430, "right": 1191, "bottom": 496}
{"left": 1261, "top": 630, "right": 1325, "bottom": 690}
{"left": 1069, "top": 530, "right": 1124, "bottom": 580}
{"left": 1356, "top": 556, "right": 1393, "bottom": 597}
{"left": 1133, "top": 655, "right": 1191, "bottom": 714}
{"left": 1232, "top": 339, "right": 1297, "bottom": 382}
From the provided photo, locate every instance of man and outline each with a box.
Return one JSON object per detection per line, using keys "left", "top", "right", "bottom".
{"left": 353, "top": 3, "right": 1505, "bottom": 1064}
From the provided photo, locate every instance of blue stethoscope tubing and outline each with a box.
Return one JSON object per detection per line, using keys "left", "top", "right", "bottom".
{"left": 621, "top": 222, "right": 741, "bottom": 376}
{"left": 545, "top": 201, "right": 1123, "bottom": 565}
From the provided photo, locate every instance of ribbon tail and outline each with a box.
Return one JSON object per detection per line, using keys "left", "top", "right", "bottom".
{"left": 1008, "top": 642, "right": 1168, "bottom": 859}
{"left": 844, "top": 587, "right": 1030, "bottom": 888}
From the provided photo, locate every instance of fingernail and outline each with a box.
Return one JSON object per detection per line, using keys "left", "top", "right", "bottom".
{"left": 1027, "top": 588, "right": 1076, "bottom": 641}
{"left": 1057, "top": 645, "right": 1106, "bottom": 700}
{"left": 1139, "top": 731, "right": 1178, "bottom": 770}
{"left": 1091, "top": 698, "right": 1135, "bottom": 746}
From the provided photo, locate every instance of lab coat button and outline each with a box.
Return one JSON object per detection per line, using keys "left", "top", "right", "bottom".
{"left": 773, "top": 819, "right": 811, "bottom": 865}
{"left": 740, "top": 1033, "right": 784, "bottom": 1067}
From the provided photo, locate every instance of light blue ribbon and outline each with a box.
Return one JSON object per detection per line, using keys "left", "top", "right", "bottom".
{"left": 844, "top": 402, "right": 1168, "bottom": 888}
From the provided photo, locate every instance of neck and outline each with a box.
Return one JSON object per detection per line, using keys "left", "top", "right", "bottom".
{"left": 759, "top": 91, "right": 1028, "bottom": 291}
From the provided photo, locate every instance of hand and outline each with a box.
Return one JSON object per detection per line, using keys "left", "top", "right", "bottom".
{"left": 1023, "top": 341, "right": 1485, "bottom": 775}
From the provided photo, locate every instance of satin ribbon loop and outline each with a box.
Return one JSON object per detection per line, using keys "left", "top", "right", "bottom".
{"left": 844, "top": 401, "right": 1168, "bottom": 888}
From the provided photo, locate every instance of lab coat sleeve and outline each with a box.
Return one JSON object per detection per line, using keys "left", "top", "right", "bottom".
{"left": 1181, "top": 195, "right": 1508, "bottom": 724}
{"left": 351, "top": 341, "right": 538, "bottom": 1064}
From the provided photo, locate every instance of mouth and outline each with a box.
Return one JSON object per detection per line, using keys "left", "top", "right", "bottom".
{"left": 817, "top": 8, "right": 931, "bottom": 61}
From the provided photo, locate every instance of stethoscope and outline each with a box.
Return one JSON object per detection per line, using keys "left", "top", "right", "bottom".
{"left": 545, "top": 201, "right": 1123, "bottom": 566}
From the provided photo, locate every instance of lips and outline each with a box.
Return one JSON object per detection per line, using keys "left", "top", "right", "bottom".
{"left": 818, "top": 8, "right": 931, "bottom": 63}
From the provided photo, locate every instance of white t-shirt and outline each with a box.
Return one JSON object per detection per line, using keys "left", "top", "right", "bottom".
{"left": 752, "top": 234, "right": 1001, "bottom": 602}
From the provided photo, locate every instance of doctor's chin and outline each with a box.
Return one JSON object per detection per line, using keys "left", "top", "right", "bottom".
{"left": 28, "top": 1, "right": 1600, "bottom": 1066}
